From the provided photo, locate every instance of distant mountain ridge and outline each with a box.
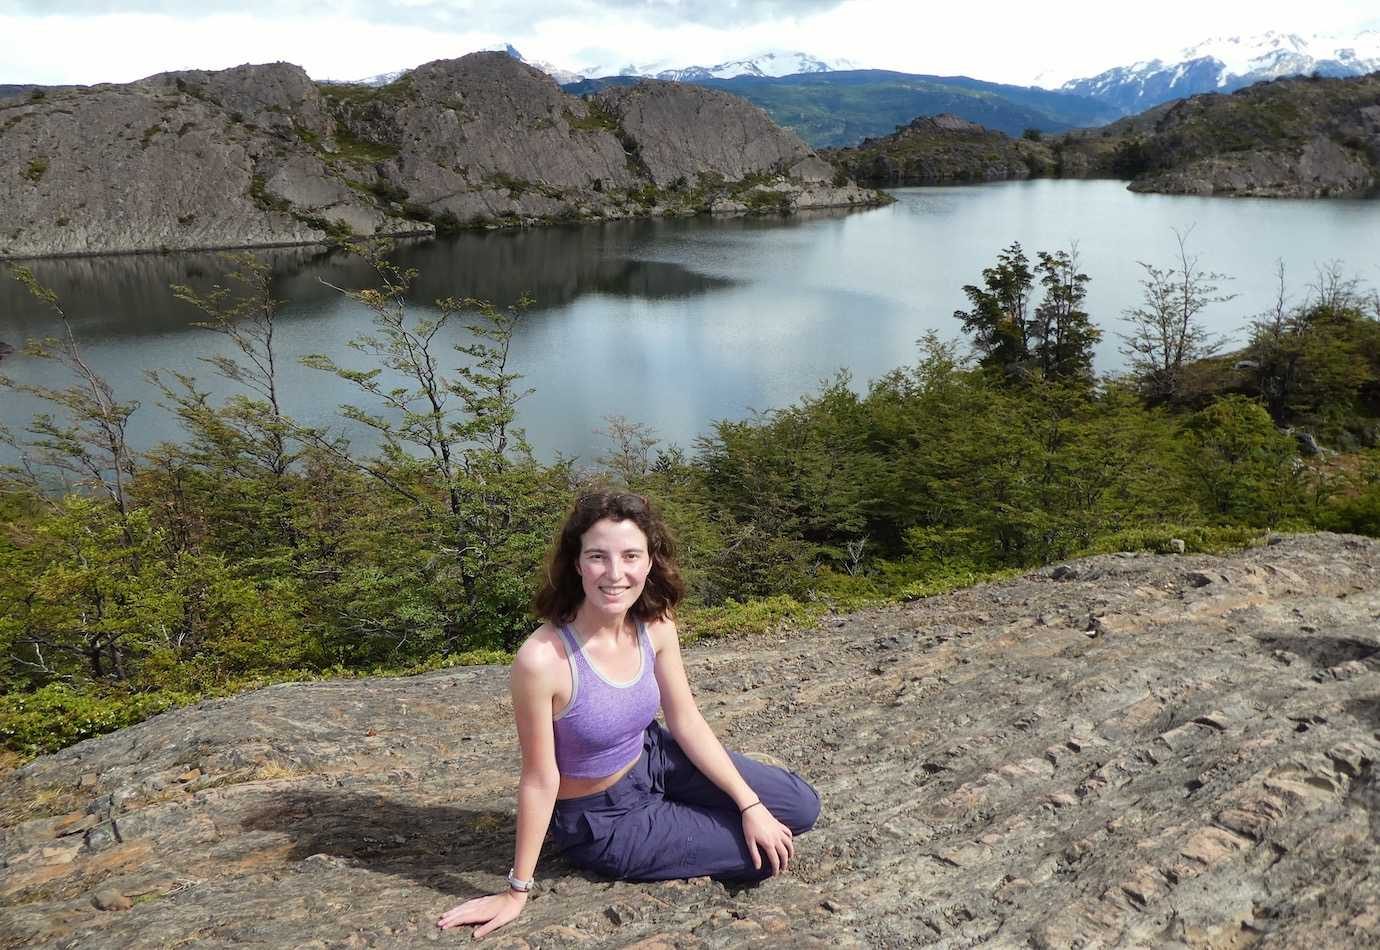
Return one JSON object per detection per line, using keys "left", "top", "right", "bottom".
{"left": 1058, "top": 29, "right": 1380, "bottom": 116}
{"left": 605, "top": 50, "right": 860, "bottom": 81}
{"left": 349, "top": 47, "right": 857, "bottom": 88}
{"left": 565, "top": 70, "right": 1120, "bottom": 148}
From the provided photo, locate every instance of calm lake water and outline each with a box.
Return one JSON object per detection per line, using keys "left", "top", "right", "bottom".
{"left": 2, "top": 180, "right": 1378, "bottom": 465}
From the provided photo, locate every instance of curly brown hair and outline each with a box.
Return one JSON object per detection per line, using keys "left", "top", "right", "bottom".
{"left": 534, "top": 491, "right": 686, "bottom": 624}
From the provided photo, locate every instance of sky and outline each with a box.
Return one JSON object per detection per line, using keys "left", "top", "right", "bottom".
{"left": 2, "top": 0, "right": 1378, "bottom": 89}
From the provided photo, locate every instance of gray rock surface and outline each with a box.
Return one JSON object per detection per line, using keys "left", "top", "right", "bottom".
{"left": 4, "top": 533, "right": 1380, "bottom": 947}
{"left": 597, "top": 81, "right": 812, "bottom": 187}
{"left": 0, "top": 55, "right": 884, "bottom": 260}
{"left": 1130, "top": 134, "right": 1376, "bottom": 197}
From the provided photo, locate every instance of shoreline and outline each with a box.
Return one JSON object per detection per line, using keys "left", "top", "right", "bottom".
{"left": 0, "top": 195, "right": 891, "bottom": 264}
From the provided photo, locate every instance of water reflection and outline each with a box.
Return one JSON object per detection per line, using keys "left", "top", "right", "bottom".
{"left": 3, "top": 183, "right": 1377, "bottom": 465}
{"left": 1, "top": 223, "right": 739, "bottom": 344}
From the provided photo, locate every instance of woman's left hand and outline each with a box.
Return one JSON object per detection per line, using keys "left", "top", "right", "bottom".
{"left": 741, "top": 803, "right": 794, "bottom": 875}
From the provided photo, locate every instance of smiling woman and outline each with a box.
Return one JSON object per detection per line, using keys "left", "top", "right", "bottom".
{"left": 436, "top": 490, "right": 821, "bottom": 940}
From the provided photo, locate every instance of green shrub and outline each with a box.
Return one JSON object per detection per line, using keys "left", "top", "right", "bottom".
{"left": 21, "top": 156, "right": 47, "bottom": 182}
{"left": 1081, "top": 523, "right": 1267, "bottom": 555}
{"left": 0, "top": 684, "right": 193, "bottom": 758}
{"left": 678, "top": 595, "right": 826, "bottom": 644}
{"left": 565, "top": 100, "right": 619, "bottom": 133}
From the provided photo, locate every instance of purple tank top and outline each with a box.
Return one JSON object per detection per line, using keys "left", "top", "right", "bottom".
{"left": 552, "top": 621, "right": 660, "bottom": 778}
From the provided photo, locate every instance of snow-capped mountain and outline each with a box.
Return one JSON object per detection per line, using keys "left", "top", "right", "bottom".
{"left": 340, "top": 46, "right": 861, "bottom": 89}
{"left": 1056, "top": 30, "right": 1380, "bottom": 116}
{"left": 587, "top": 50, "right": 858, "bottom": 81}
{"left": 653, "top": 51, "right": 860, "bottom": 81}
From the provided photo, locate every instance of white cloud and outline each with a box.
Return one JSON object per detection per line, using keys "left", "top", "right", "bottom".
{"left": 2, "top": 0, "right": 1377, "bottom": 86}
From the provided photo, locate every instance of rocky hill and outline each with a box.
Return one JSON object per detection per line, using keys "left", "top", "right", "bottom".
{"left": 821, "top": 73, "right": 1380, "bottom": 198}
{"left": 1063, "top": 71, "right": 1380, "bottom": 197}
{"left": 821, "top": 114, "right": 1055, "bottom": 185}
{"left": 0, "top": 54, "right": 881, "bottom": 260}
{"left": 4, "top": 533, "right": 1380, "bottom": 947}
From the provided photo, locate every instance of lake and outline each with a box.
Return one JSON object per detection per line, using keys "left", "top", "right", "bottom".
{"left": 2, "top": 180, "right": 1378, "bottom": 465}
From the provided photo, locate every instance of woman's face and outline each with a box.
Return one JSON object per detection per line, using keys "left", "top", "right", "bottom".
{"left": 576, "top": 517, "right": 651, "bottom": 615}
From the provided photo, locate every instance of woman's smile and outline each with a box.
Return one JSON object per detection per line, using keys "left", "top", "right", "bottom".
{"left": 577, "top": 517, "right": 651, "bottom": 612}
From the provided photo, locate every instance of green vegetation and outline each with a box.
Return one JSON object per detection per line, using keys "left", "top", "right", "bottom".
{"left": 327, "top": 128, "right": 400, "bottom": 164}
{"left": 247, "top": 174, "right": 291, "bottom": 213}
{"left": 2, "top": 243, "right": 1378, "bottom": 760}
{"left": 739, "top": 187, "right": 793, "bottom": 214}
{"left": 294, "top": 214, "right": 356, "bottom": 244}
{"left": 564, "top": 100, "right": 619, "bottom": 133}
{"left": 21, "top": 156, "right": 48, "bottom": 182}
{"left": 954, "top": 241, "right": 1100, "bottom": 384}
{"left": 316, "top": 75, "right": 417, "bottom": 108}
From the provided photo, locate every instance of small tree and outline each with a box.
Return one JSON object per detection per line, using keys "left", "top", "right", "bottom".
{"left": 154, "top": 255, "right": 298, "bottom": 478}
{"left": 596, "top": 415, "right": 660, "bottom": 487}
{"left": 954, "top": 242, "right": 1034, "bottom": 373}
{"left": 0, "top": 268, "right": 148, "bottom": 683}
{"left": 1119, "top": 227, "right": 1234, "bottom": 403}
{"left": 0, "top": 268, "right": 139, "bottom": 523}
{"left": 1248, "top": 260, "right": 1375, "bottom": 431}
{"left": 300, "top": 241, "right": 560, "bottom": 652}
{"left": 1031, "top": 244, "right": 1100, "bottom": 384}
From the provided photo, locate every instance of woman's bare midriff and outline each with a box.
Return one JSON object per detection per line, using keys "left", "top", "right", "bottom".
{"left": 556, "top": 749, "right": 641, "bottom": 800}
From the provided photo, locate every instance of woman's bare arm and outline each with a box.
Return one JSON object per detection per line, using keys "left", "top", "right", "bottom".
{"left": 650, "top": 619, "right": 795, "bottom": 874}
{"left": 437, "top": 633, "right": 561, "bottom": 937}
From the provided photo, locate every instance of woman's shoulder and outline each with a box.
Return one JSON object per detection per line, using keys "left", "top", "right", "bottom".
{"left": 642, "top": 614, "right": 680, "bottom": 654}
{"left": 512, "top": 622, "right": 568, "bottom": 683}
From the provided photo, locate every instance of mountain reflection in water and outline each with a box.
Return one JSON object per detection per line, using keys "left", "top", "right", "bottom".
{"left": 3, "top": 182, "right": 1378, "bottom": 463}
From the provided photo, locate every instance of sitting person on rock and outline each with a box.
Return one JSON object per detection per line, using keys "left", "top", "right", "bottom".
{"left": 437, "top": 490, "right": 821, "bottom": 938}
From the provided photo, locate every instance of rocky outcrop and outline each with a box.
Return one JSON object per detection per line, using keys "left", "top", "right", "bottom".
{"left": 1130, "top": 132, "right": 1377, "bottom": 197}
{"left": 5, "top": 533, "right": 1380, "bottom": 947}
{"left": 0, "top": 54, "right": 884, "bottom": 260}
{"left": 822, "top": 113, "right": 1057, "bottom": 186}
{"left": 1066, "top": 71, "right": 1380, "bottom": 197}
{"left": 0, "top": 63, "right": 411, "bottom": 259}
{"left": 598, "top": 81, "right": 814, "bottom": 186}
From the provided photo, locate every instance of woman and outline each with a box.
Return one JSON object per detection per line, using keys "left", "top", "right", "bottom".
{"left": 437, "top": 491, "right": 821, "bottom": 939}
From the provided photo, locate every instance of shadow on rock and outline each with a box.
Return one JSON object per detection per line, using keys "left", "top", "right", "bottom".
{"left": 1255, "top": 633, "right": 1380, "bottom": 671}
{"left": 1345, "top": 696, "right": 1380, "bottom": 732}
{"left": 240, "top": 788, "right": 592, "bottom": 897}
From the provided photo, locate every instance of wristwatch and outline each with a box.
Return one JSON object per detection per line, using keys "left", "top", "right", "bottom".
{"left": 507, "top": 868, "right": 534, "bottom": 893}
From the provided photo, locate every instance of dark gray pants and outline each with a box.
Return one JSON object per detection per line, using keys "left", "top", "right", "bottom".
{"left": 549, "top": 720, "right": 821, "bottom": 882}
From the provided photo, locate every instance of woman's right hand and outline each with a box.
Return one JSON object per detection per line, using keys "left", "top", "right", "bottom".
{"left": 436, "top": 890, "right": 527, "bottom": 939}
